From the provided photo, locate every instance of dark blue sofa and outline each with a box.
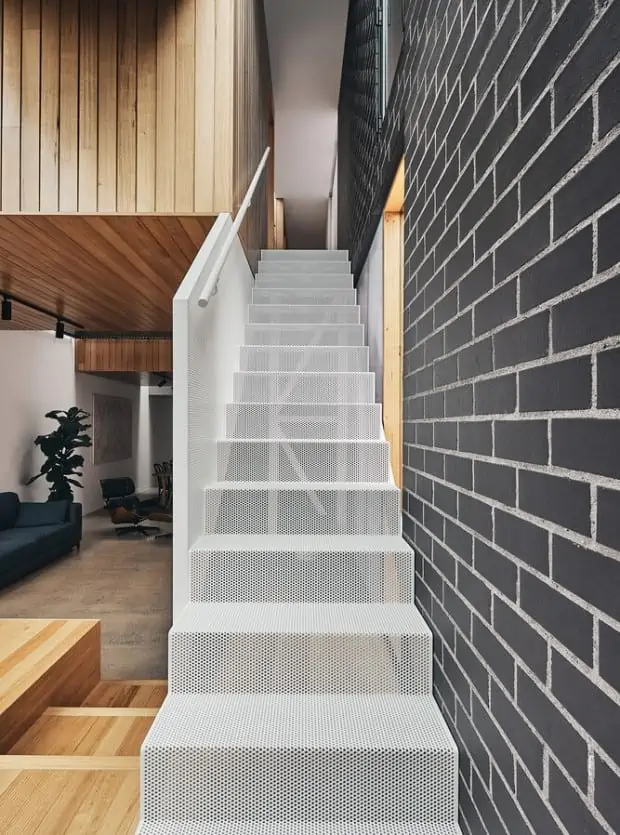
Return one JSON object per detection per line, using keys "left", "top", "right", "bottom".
{"left": 0, "top": 492, "right": 82, "bottom": 590}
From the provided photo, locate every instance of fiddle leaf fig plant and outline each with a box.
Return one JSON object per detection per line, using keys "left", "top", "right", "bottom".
{"left": 27, "top": 407, "right": 93, "bottom": 502}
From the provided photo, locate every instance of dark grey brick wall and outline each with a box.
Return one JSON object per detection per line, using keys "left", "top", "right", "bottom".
{"left": 339, "top": 1, "right": 620, "bottom": 833}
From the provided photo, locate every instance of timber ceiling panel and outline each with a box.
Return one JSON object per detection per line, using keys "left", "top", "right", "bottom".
{"left": 0, "top": 215, "right": 215, "bottom": 332}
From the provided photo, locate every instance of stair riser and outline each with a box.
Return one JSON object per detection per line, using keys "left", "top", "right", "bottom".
{"left": 261, "top": 249, "right": 349, "bottom": 262}
{"left": 232, "top": 374, "right": 375, "bottom": 404}
{"left": 189, "top": 549, "right": 414, "bottom": 604}
{"left": 248, "top": 305, "right": 360, "bottom": 325}
{"left": 169, "top": 633, "right": 432, "bottom": 694}
{"left": 255, "top": 274, "right": 354, "bottom": 289}
{"left": 258, "top": 261, "right": 351, "bottom": 274}
{"left": 141, "top": 748, "right": 458, "bottom": 821}
{"left": 240, "top": 346, "right": 369, "bottom": 373}
{"left": 204, "top": 489, "right": 400, "bottom": 536}
{"left": 252, "top": 289, "right": 356, "bottom": 306}
{"left": 216, "top": 441, "right": 390, "bottom": 482}
{"left": 225, "top": 404, "right": 383, "bottom": 439}
{"left": 245, "top": 324, "right": 364, "bottom": 346}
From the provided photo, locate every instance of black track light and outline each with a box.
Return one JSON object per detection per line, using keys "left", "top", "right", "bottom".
{"left": 158, "top": 376, "right": 167, "bottom": 388}
{"left": 1, "top": 297, "right": 11, "bottom": 321}
{"left": 55, "top": 319, "right": 65, "bottom": 339}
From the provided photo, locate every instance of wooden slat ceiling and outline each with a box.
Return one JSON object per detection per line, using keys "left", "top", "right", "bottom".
{"left": 0, "top": 214, "right": 215, "bottom": 332}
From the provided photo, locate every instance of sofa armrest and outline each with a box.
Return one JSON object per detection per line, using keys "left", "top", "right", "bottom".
{"left": 69, "top": 502, "right": 83, "bottom": 542}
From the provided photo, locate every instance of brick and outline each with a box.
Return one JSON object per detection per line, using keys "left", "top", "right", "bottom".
{"left": 519, "top": 469, "right": 590, "bottom": 535}
{"left": 494, "top": 598, "right": 548, "bottom": 681}
{"left": 521, "top": 0, "right": 595, "bottom": 113}
{"left": 494, "top": 311, "right": 549, "bottom": 369}
{"left": 554, "top": 132, "right": 620, "bottom": 239}
{"left": 552, "top": 418, "right": 620, "bottom": 480}
{"left": 552, "top": 534, "right": 620, "bottom": 622}
{"left": 520, "top": 356, "right": 591, "bottom": 412}
{"left": 475, "top": 373, "right": 517, "bottom": 415}
{"left": 471, "top": 765, "right": 511, "bottom": 835}
{"left": 445, "top": 517, "right": 473, "bottom": 564}
{"left": 495, "top": 204, "right": 550, "bottom": 282}
{"left": 599, "top": 60, "right": 620, "bottom": 139}
{"left": 460, "top": 172, "right": 494, "bottom": 240}
{"left": 491, "top": 679, "right": 545, "bottom": 784}
{"left": 495, "top": 420, "right": 549, "bottom": 467}
{"left": 552, "top": 649, "right": 620, "bottom": 764}
{"left": 456, "top": 702, "right": 490, "bottom": 781}
{"left": 478, "top": 0, "right": 520, "bottom": 98}
{"left": 520, "top": 226, "right": 593, "bottom": 312}
{"left": 516, "top": 764, "right": 564, "bottom": 835}
{"left": 446, "top": 88, "right": 476, "bottom": 161}
{"left": 474, "top": 279, "right": 517, "bottom": 337}
{"left": 425, "top": 207, "right": 447, "bottom": 253}
{"left": 475, "top": 187, "right": 519, "bottom": 255}
{"left": 445, "top": 310, "right": 473, "bottom": 352}
{"left": 444, "top": 583, "right": 473, "bottom": 636}
{"left": 460, "top": 493, "right": 493, "bottom": 539}
{"left": 555, "top": 0, "right": 620, "bottom": 122}
{"left": 447, "top": 162, "right": 476, "bottom": 225}
{"left": 425, "top": 330, "right": 445, "bottom": 364}
{"left": 599, "top": 621, "right": 620, "bottom": 696}
{"left": 475, "top": 539, "right": 518, "bottom": 606}
{"left": 475, "top": 93, "right": 519, "bottom": 180}
{"left": 598, "top": 200, "right": 620, "bottom": 272}
{"left": 423, "top": 556, "right": 444, "bottom": 600}
{"left": 491, "top": 766, "right": 536, "bottom": 835}
{"left": 458, "top": 562, "right": 492, "bottom": 621}
{"left": 445, "top": 383, "right": 474, "bottom": 417}
{"left": 459, "top": 255, "right": 493, "bottom": 310}
{"left": 472, "top": 695, "right": 516, "bottom": 787}
{"left": 521, "top": 571, "right": 593, "bottom": 664}
{"left": 459, "top": 420, "right": 492, "bottom": 455}
{"left": 434, "top": 354, "right": 459, "bottom": 388}
{"left": 457, "top": 631, "right": 491, "bottom": 698}
{"left": 549, "top": 760, "right": 608, "bottom": 835}
{"left": 595, "top": 755, "right": 620, "bottom": 835}
{"left": 522, "top": 99, "right": 593, "bottom": 214}
{"left": 433, "top": 536, "right": 457, "bottom": 579}
{"left": 495, "top": 507, "right": 549, "bottom": 573}
{"left": 461, "top": 4, "right": 496, "bottom": 96}
{"left": 598, "top": 486, "right": 620, "bottom": 551}
{"left": 434, "top": 420, "right": 458, "bottom": 449}
{"left": 445, "top": 453, "right": 473, "bottom": 490}
{"left": 497, "top": 0, "right": 552, "bottom": 102}
{"left": 424, "top": 271, "right": 445, "bottom": 308}
{"left": 497, "top": 94, "right": 552, "bottom": 194}
{"left": 425, "top": 448, "right": 445, "bottom": 479}
{"left": 554, "top": 274, "right": 620, "bottom": 351}
{"left": 474, "top": 460, "right": 516, "bottom": 506}
{"left": 434, "top": 661, "right": 456, "bottom": 718}
{"left": 458, "top": 337, "right": 493, "bottom": 381}
{"left": 425, "top": 390, "right": 445, "bottom": 418}
{"left": 445, "top": 236, "right": 474, "bottom": 288}
{"left": 417, "top": 422, "right": 434, "bottom": 447}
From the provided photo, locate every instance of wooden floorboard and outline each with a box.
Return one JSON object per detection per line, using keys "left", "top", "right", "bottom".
{"left": 0, "top": 620, "right": 101, "bottom": 753}
{"left": 10, "top": 713, "right": 153, "bottom": 756}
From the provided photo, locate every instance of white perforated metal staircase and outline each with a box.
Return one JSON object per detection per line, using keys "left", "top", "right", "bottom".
{"left": 138, "top": 250, "right": 462, "bottom": 834}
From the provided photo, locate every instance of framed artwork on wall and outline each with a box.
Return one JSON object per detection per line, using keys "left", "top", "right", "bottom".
{"left": 92, "top": 393, "right": 132, "bottom": 465}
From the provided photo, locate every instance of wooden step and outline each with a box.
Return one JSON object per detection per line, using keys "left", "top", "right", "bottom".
{"left": 0, "top": 767, "right": 138, "bottom": 833}
{"left": 8, "top": 707, "right": 155, "bottom": 756}
{"left": 0, "top": 619, "right": 100, "bottom": 753}
{"left": 82, "top": 679, "right": 167, "bottom": 708}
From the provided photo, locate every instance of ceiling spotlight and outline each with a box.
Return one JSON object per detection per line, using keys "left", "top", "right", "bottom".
{"left": 1, "top": 296, "right": 11, "bottom": 321}
{"left": 55, "top": 319, "right": 65, "bottom": 339}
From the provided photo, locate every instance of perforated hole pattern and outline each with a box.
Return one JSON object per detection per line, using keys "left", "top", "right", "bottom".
{"left": 248, "top": 305, "right": 361, "bottom": 325}
{"left": 232, "top": 372, "right": 375, "bottom": 404}
{"left": 239, "top": 346, "right": 369, "bottom": 373}
{"left": 225, "top": 403, "right": 383, "bottom": 440}
{"left": 245, "top": 324, "right": 365, "bottom": 346}
{"left": 252, "top": 288, "right": 357, "bottom": 306}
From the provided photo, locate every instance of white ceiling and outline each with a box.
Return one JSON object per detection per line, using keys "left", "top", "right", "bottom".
{"left": 263, "top": 0, "right": 349, "bottom": 249}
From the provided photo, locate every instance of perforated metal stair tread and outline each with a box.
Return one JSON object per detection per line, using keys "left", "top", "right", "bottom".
{"left": 173, "top": 602, "right": 430, "bottom": 635}
{"left": 138, "top": 822, "right": 463, "bottom": 834}
{"left": 144, "top": 694, "right": 457, "bottom": 750}
{"left": 190, "top": 534, "right": 414, "bottom": 552}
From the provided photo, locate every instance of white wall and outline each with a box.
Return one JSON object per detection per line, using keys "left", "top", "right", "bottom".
{"left": 0, "top": 331, "right": 147, "bottom": 514}
{"left": 357, "top": 219, "right": 384, "bottom": 404}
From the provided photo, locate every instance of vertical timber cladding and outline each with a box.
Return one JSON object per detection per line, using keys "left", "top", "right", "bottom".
{"left": 233, "top": 0, "right": 272, "bottom": 255}
{"left": 340, "top": 1, "right": 620, "bottom": 835}
{"left": 0, "top": 0, "right": 237, "bottom": 213}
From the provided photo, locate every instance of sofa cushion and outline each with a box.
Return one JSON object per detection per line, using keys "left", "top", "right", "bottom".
{"left": 15, "top": 500, "right": 70, "bottom": 528}
{"left": 0, "top": 492, "right": 19, "bottom": 531}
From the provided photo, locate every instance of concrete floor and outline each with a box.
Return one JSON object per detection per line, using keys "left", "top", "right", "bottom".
{"left": 0, "top": 510, "right": 172, "bottom": 679}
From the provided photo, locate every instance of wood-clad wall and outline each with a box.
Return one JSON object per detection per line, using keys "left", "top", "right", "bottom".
{"left": 0, "top": 0, "right": 238, "bottom": 213}
{"left": 234, "top": 0, "right": 271, "bottom": 253}
{"left": 75, "top": 338, "right": 172, "bottom": 372}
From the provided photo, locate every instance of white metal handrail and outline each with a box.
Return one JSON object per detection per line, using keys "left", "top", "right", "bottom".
{"left": 198, "top": 146, "right": 271, "bottom": 308}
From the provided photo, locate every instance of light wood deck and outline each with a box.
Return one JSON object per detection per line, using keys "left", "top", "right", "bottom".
{"left": 0, "top": 619, "right": 101, "bottom": 753}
